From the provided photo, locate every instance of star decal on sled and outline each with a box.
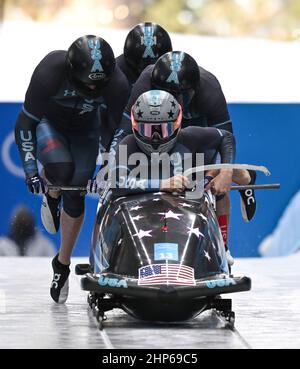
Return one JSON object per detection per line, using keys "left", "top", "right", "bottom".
{"left": 131, "top": 215, "right": 145, "bottom": 221}
{"left": 198, "top": 213, "right": 208, "bottom": 222}
{"left": 134, "top": 229, "right": 153, "bottom": 239}
{"left": 114, "top": 196, "right": 126, "bottom": 202}
{"left": 187, "top": 227, "right": 204, "bottom": 238}
{"left": 158, "top": 210, "right": 183, "bottom": 220}
{"left": 130, "top": 205, "right": 143, "bottom": 211}
{"left": 114, "top": 207, "right": 121, "bottom": 216}
{"left": 204, "top": 250, "right": 212, "bottom": 262}
{"left": 179, "top": 202, "right": 193, "bottom": 208}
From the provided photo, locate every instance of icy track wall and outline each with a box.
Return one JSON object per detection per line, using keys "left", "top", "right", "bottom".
{"left": 0, "top": 102, "right": 298, "bottom": 257}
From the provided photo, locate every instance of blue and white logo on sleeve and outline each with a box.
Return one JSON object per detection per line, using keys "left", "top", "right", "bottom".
{"left": 154, "top": 243, "right": 178, "bottom": 261}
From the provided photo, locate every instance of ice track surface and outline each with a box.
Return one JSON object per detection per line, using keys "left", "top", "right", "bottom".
{"left": 0, "top": 255, "right": 299, "bottom": 349}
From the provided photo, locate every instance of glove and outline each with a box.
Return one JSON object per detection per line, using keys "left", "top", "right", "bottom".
{"left": 87, "top": 179, "right": 98, "bottom": 194}
{"left": 26, "top": 174, "right": 47, "bottom": 194}
{"left": 87, "top": 177, "right": 111, "bottom": 194}
{"left": 204, "top": 176, "right": 214, "bottom": 188}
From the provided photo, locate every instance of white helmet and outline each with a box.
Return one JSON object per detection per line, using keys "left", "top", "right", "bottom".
{"left": 131, "top": 90, "right": 182, "bottom": 155}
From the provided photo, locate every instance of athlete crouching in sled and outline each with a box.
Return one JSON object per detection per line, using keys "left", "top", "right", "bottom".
{"left": 110, "top": 90, "right": 252, "bottom": 265}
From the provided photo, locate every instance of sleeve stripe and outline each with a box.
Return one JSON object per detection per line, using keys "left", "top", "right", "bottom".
{"left": 214, "top": 120, "right": 232, "bottom": 127}
{"left": 217, "top": 129, "right": 223, "bottom": 137}
{"left": 123, "top": 112, "right": 131, "bottom": 119}
{"left": 22, "top": 106, "right": 41, "bottom": 123}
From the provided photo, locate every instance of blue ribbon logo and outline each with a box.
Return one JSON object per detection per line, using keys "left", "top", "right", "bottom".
{"left": 141, "top": 25, "right": 157, "bottom": 58}
{"left": 166, "top": 52, "right": 185, "bottom": 84}
{"left": 88, "top": 38, "right": 104, "bottom": 72}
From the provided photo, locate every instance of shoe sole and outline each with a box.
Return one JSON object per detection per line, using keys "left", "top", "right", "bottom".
{"left": 240, "top": 195, "right": 250, "bottom": 222}
{"left": 57, "top": 279, "right": 69, "bottom": 304}
{"left": 41, "top": 196, "right": 59, "bottom": 234}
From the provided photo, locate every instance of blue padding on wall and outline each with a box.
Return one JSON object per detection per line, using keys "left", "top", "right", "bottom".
{"left": 1, "top": 102, "right": 299, "bottom": 257}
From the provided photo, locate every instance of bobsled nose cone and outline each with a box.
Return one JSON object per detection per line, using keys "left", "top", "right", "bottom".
{"left": 158, "top": 285, "right": 178, "bottom": 302}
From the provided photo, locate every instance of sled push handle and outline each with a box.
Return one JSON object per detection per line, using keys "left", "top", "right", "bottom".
{"left": 47, "top": 183, "right": 281, "bottom": 192}
{"left": 184, "top": 163, "right": 280, "bottom": 191}
{"left": 47, "top": 164, "right": 279, "bottom": 192}
{"left": 230, "top": 183, "right": 280, "bottom": 191}
{"left": 47, "top": 181, "right": 112, "bottom": 195}
{"left": 183, "top": 163, "right": 271, "bottom": 177}
{"left": 47, "top": 185, "right": 87, "bottom": 191}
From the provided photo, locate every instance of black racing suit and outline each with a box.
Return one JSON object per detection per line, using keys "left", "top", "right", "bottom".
{"left": 122, "top": 64, "right": 232, "bottom": 132}
{"left": 15, "top": 50, "right": 130, "bottom": 217}
{"left": 111, "top": 126, "right": 236, "bottom": 197}
{"left": 120, "top": 64, "right": 232, "bottom": 167}
{"left": 116, "top": 54, "right": 141, "bottom": 93}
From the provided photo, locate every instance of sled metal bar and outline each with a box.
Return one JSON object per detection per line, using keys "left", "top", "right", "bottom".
{"left": 47, "top": 182, "right": 280, "bottom": 193}
{"left": 47, "top": 185, "right": 87, "bottom": 191}
{"left": 184, "top": 164, "right": 271, "bottom": 177}
{"left": 230, "top": 183, "right": 280, "bottom": 191}
{"left": 47, "top": 181, "right": 112, "bottom": 193}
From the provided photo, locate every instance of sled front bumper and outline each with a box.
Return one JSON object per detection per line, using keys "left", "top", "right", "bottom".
{"left": 80, "top": 273, "right": 251, "bottom": 300}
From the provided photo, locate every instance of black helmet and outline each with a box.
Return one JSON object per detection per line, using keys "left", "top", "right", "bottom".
{"left": 66, "top": 35, "right": 115, "bottom": 98}
{"left": 124, "top": 22, "right": 172, "bottom": 74}
{"left": 151, "top": 51, "right": 200, "bottom": 95}
{"left": 131, "top": 90, "right": 182, "bottom": 156}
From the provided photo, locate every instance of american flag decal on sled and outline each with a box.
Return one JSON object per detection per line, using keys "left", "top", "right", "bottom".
{"left": 138, "top": 262, "right": 195, "bottom": 286}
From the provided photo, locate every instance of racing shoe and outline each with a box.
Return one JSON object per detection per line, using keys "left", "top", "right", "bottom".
{"left": 50, "top": 254, "right": 70, "bottom": 304}
{"left": 226, "top": 250, "right": 234, "bottom": 267}
{"left": 41, "top": 193, "right": 61, "bottom": 234}
{"left": 239, "top": 170, "right": 257, "bottom": 222}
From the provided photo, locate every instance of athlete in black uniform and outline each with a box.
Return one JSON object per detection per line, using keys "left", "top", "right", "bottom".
{"left": 120, "top": 51, "right": 256, "bottom": 258}
{"left": 112, "top": 91, "right": 250, "bottom": 265}
{"left": 116, "top": 22, "right": 172, "bottom": 91}
{"left": 15, "top": 35, "right": 130, "bottom": 303}
{"left": 123, "top": 51, "right": 231, "bottom": 131}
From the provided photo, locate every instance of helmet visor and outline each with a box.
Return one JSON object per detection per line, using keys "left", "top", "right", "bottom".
{"left": 131, "top": 104, "right": 182, "bottom": 140}
{"left": 138, "top": 122, "right": 174, "bottom": 139}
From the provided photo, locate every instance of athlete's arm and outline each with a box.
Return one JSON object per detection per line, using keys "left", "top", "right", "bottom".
{"left": 15, "top": 111, "right": 40, "bottom": 177}
{"left": 181, "top": 126, "right": 235, "bottom": 164}
{"left": 15, "top": 51, "right": 64, "bottom": 177}
{"left": 15, "top": 79, "right": 50, "bottom": 176}
{"left": 109, "top": 135, "right": 160, "bottom": 197}
{"left": 198, "top": 67, "right": 233, "bottom": 133}
{"left": 103, "top": 66, "right": 132, "bottom": 164}
{"left": 217, "top": 129, "right": 236, "bottom": 164}
{"left": 206, "top": 129, "right": 236, "bottom": 195}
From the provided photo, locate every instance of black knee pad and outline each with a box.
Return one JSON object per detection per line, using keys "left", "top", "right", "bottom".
{"left": 44, "top": 162, "right": 74, "bottom": 185}
{"left": 62, "top": 191, "right": 85, "bottom": 218}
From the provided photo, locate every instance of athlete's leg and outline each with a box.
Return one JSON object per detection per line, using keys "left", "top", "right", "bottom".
{"left": 204, "top": 150, "right": 233, "bottom": 264}
{"left": 232, "top": 169, "right": 251, "bottom": 185}
{"left": 36, "top": 119, "right": 74, "bottom": 234}
{"left": 233, "top": 169, "right": 257, "bottom": 222}
{"left": 58, "top": 211, "right": 84, "bottom": 265}
{"left": 58, "top": 124, "right": 100, "bottom": 265}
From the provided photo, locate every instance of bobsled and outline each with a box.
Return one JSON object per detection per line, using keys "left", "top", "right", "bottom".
{"left": 74, "top": 164, "right": 279, "bottom": 328}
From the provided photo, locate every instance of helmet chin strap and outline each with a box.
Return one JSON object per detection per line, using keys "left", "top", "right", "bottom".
{"left": 135, "top": 132, "right": 179, "bottom": 156}
{"left": 152, "top": 132, "right": 162, "bottom": 141}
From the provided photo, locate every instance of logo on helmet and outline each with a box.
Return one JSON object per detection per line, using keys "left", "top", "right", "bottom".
{"left": 88, "top": 72, "right": 106, "bottom": 80}
{"left": 141, "top": 25, "right": 157, "bottom": 59}
{"left": 88, "top": 38, "right": 104, "bottom": 73}
{"left": 166, "top": 53, "right": 185, "bottom": 84}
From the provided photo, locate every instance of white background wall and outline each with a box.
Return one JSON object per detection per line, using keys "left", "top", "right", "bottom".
{"left": 0, "top": 20, "right": 299, "bottom": 102}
